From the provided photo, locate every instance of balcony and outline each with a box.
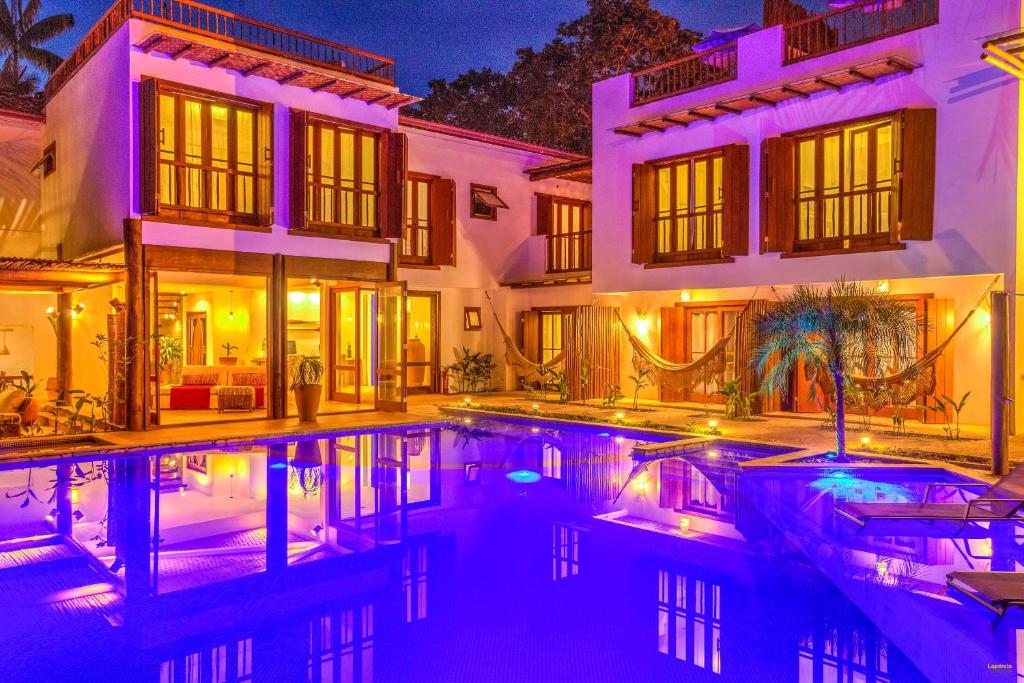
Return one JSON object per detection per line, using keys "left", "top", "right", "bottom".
{"left": 631, "top": 43, "right": 739, "bottom": 107}
{"left": 47, "top": 0, "right": 396, "bottom": 99}
{"left": 546, "top": 231, "right": 592, "bottom": 274}
{"left": 781, "top": 0, "right": 938, "bottom": 64}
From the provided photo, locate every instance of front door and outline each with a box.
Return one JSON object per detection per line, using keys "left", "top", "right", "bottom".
{"left": 375, "top": 281, "right": 407, "bottom": 412}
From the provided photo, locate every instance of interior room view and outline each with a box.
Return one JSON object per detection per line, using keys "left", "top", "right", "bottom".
{"left": 152, "top": 271, "right": 270, "bottom": 426}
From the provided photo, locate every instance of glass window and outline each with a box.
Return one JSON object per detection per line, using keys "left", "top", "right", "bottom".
{"left": 401, "top": 176, "right": 432, "bottom": 263}
{"left": 793, "top": 116, "right": 895, "bottom": 249}
{"left": 545, "top": 197, "right": 592, "bottom": 273}
{"left": 654, "top": 151, "right": 724, "bottom": 259}
{"left": 306, "top": 119, "right": 378, "bottom": 230}
{"left": 157, "top": 90, "right": 259, "bottom": 219}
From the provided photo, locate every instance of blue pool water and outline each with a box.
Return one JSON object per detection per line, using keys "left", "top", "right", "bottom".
{"left": 0, "top": 417, "right": 1016, "bottom": 682}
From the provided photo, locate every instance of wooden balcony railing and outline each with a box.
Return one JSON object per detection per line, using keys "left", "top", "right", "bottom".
{"left": 546, "top": 231, "right": 592, "bottom": 274}
{"left": 47, "top": 0, "right": 395, "bottom": 99}
{"left": 782, "top": 0, "right": 938, "bottom": 64}
{"left": 632, "top": 43, "right": 738, "bottom": 107}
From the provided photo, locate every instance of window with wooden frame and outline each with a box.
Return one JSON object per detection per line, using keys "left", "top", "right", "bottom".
{"left": 537, "top": 194, "right": 592, "bottom": 273}
{"left": 761, "top": 108, "right": 936, "bottom": 257}
{"left": 33, "top": 143, "right": 56, "bottom": 178}
{"left": 632, "top": 144, "right": 748, "bottom": 266}
{"left": 401, "top": 173, "right": 456, "bottom": 267}
{"left": 139, "top": 78, "right": 272, "bottom": 227}
{"left": 519, "top": 307, "right": 574, "bottom": 370}
{"left": 289, "top": 110, "right": 407, "bottom": 240}
{"left": 470, "top": 183, "right": 508, "bottom": 220}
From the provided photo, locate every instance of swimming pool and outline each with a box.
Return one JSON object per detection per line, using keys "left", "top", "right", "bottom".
{"left": 0, "top": 416, "right": 1013, "bottom": 682}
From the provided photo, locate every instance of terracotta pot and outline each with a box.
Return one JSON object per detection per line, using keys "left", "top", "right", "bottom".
{"left": 219, "top": 356, "right": 239, "bottom": 367}
{"left": 294, "top": 384, "right": 322, "bottom": 422}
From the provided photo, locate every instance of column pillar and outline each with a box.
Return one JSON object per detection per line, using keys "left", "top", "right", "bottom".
{"left": 991, "top": 290, "right": 1010, "bottom": 476}
{"left": 270, "top": 254, "right": 288, "bottom": 419}
{"left": 123, "top": 219, "right": 146, "bottom": 431}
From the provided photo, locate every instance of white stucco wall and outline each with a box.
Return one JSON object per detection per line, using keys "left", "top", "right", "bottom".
{"left": 591, "top": 1, "right": 1022, "bottom": 295}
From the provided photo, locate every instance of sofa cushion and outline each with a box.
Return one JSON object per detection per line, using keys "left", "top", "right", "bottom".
{"left": 182, "top": 372, "right": 220, "bottom": 386}
{"left": 231, "top": 372, "right": 266, "bottom": 386}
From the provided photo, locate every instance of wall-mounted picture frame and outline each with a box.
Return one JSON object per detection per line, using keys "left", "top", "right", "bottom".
{"left": 464, "top": 307, "right": 482, "bottom": 331}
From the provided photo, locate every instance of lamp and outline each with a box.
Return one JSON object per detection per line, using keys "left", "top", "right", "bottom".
{"left": 228, "top": 290, "right": 235, "bottom": 321}
{"left": 0, "top": 328, "right": 10, "bottom": 356}
{"left": 680, "top": 290, "right": 692, "bottom": 302}
{"left": 635, "top": 314, "right": 651, "bottom": 336}
{"left": 70, "top": 303, "right": 85, "bottom": 319}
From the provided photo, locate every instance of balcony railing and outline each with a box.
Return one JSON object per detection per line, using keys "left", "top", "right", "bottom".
{"left": 47, "top": 0, "right": 395, "bottom": 99}
{"left": 632, "top": 43, "right": 738, "bottom": 107}
{"left": 546, "top": 231, "right": 592, "bottom": 274}
{"left": 783, "top": 0, "right": 938, "bottom": 64}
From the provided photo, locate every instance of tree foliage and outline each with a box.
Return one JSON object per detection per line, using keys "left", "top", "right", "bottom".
{"left": 405, "top": 0, "right": 701, "bottom": 153}
{"left": 0, "top": 0, "right": 74, "bottom": 94}
{"left": 751, "top": 280, "right": 920, "bottom": 456}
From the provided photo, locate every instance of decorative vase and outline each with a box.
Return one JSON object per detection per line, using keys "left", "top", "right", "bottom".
{"left": 294, "top": 384, "right": 322, "bottom": 421}
{"left": 219, "top": 356, "right": 239, "bottom": 367}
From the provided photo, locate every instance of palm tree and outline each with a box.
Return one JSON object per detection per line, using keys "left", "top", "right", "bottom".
{"left": 752, "top": 279, "right": 919, "bottom": 456}
{"left": 0, "top": 0, "right": 74, "bottom": 93}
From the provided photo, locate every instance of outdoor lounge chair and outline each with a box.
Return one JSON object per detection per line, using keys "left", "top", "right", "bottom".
{"left": 947, "top": 571, "right": 1024, "bottom": 615}
{"left": 834, "top": 466, "right": 1024, "bottom": 527}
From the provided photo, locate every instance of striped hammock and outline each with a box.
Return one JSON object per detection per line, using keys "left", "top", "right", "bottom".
{"left": 485, "top": 295, "right": 565, "bottom": 384}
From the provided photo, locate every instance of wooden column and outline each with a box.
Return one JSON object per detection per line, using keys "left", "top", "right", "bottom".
{"left": 270, "top": 254, "right": 288, "bottom": 419}
{"left": 386, "top": 240, "right": 400, "bottom": 282}
{"left": 56, "top": 292, "right": 72, "bottom": 400}
{"left": 991, "top": 290, "right": 1010, "bottom": 476}
{"left": 123, "top": 219, "right": 146, "bottom": 432}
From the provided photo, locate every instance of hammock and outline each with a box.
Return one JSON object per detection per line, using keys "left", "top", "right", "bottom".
{"left": 484, "top": 294, "right": 565, "bottom": 384}
{"left": 822, "top": 276, "right": 999, "bottom": 409}
{"left": 614, "top": 301, "right": 753, "bottom": 392}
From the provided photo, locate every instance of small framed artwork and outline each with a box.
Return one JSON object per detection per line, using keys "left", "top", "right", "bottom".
{"left": 186, "top": 453, "right": 208, "bottom": 474}
{"left": 464, "top": 307, "right": 482, "bottom": 331}
{"left": 464, "top": 462, "right": 481, "bottom": 485}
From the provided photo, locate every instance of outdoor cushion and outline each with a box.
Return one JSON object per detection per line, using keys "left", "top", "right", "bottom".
{"left": 0, "top": 387, "right": 26, "bottom": 413}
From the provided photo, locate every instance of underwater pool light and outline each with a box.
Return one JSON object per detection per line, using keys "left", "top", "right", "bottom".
{"left": 598, "top": 432, "right": 611, "bottom": 437}
{"left": 506, "top": 469, "right": 541, "bottom": 484}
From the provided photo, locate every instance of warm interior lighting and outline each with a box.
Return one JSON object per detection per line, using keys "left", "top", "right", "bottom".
{"left": 615, "top": 411, "right": 625, "bottom": 421}
{"left": 860, "top": 436, "right": 871, "bottom": 446}
{"left": 875, "top": 280, "right": 889, "bottom": 293}
{"left": 289, "top": 291, "right": 305, "bottom": 304}
{"left": 531, "top": 403, "right": 540, "bottom": 412}
{"left": 463, "top": 396, "right": 473, "bottom": 405}
{"left": 979, "top": 309, "right": 992, "bottom": 326}
{"left": 680, "top": 290, "right": 692, "bottom": 302}
{"left": 309, "top": 292, "right": 321, "bottom": 306}
{"left": 70, "top": 303, "right": 85, "bottom": 319}
{"left": 708, "top": 419, "right": 719, "bottom": 429}
{"left": 707, "top": 450, "right": 719, "bottom": 458}
{"left": 635, "top": 314, "right": 651, "bottom": 336}
{"left": 633, "top": 472, "right": 650, "bottom": 495}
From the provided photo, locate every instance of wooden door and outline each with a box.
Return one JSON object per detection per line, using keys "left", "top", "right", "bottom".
{"left": 329, "top": 287, "right": 362, "bottom": 403}
{"left": 185, "top": 312, "right": 207, "bottom": 365}
{"left": 374, "top": 281, "right": 408, "bottom": 412}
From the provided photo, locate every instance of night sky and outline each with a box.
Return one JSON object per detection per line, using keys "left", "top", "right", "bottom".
{"left": 45, "top": 0, "right": 831, "bottom": 96}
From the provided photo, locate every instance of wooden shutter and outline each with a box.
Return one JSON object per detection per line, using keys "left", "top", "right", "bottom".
{"left": 721, "top": 144, "right": 750, "bottom": 256}
{"left": 521, "top": 310, "right": 541, "bottom": 363}
{"left": 256, "top": 102, "right": 274, "bottom": 226}
{"left": 289, "top": 109, "right": 307, "bottom": 230}
{"left": 760, "top": 136, "right": 795, "bottom": 253}
{"left": 379, "top": 131, "right": 407, "bottom": 239}
{"left": 138, "top": 77, "right": 159, "bottom": 215}
{"left": 659, "top": 306, "right": 686, "bottom": 402}
{"left": 631, "top": 162, "right": 656, "bottom": 264}
{"left": 898, "top": 108, "right": 936, "bottom": 241}
{"left": 536, "top": 194, "right": 553, "bottom": 235}
{"left": 429, "top": 178, "right": 456, "bottom": 266}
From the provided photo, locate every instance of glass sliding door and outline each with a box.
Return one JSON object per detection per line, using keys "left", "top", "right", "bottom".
{"left": 374, "top": 281, "right": 407, "bottom": 411}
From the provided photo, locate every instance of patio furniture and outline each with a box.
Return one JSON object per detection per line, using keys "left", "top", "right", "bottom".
{"left": 835, "top": 466, "right": 1024, "bottom": 527}
{"left": 218, "top": 385, "right": 256, "bottom": 413}
{"left": 161, "top": 365, "right": 266, "bottom": 411}
{"left": 0, "top": 413, "right": 20, "bottom": 438}
{"left": 947, "top": 571, "right": 1024, "bottom": 616}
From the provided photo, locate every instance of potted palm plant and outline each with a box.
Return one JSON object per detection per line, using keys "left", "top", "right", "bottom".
{"left": 291, "top": 356, "right": 324, "bottom": 421}
{"left": 219, "top": 342, "right": 239, "bottom": 367}
{"left": 158, "top": 335, "right": 184, "bottom": 384}
{"left": 752, "top": 279, "right": 918, "bottom": 457}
